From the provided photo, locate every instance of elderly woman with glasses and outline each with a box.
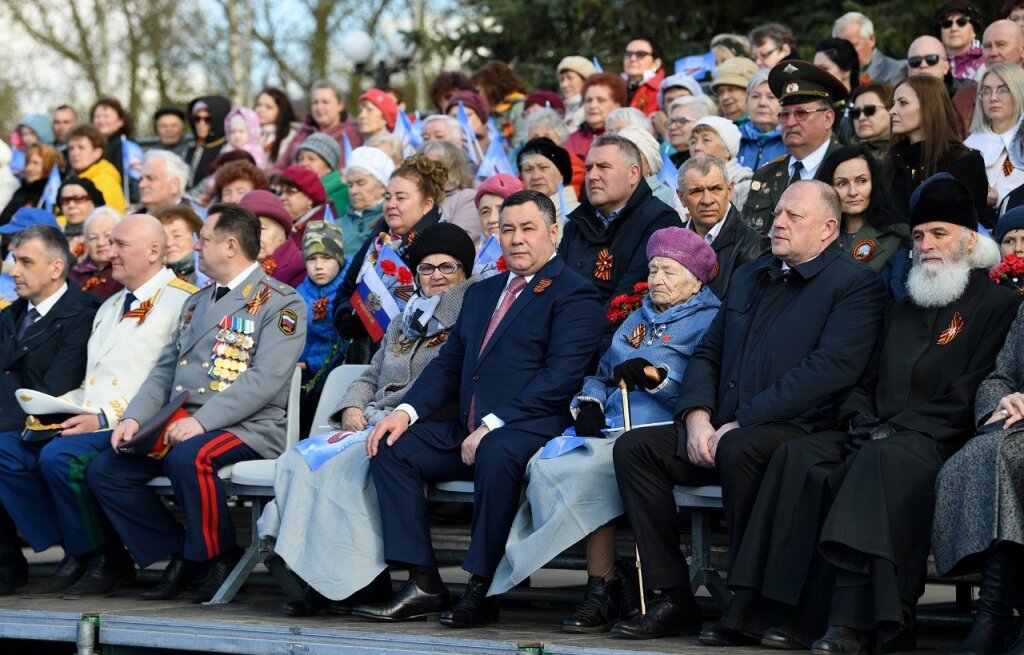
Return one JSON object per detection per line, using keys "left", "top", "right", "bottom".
{"left": 965, "top": 64, "right": 1024, "bottom": 208}
{"left": 257, "top": 223, "right": 479, "bottom": 617}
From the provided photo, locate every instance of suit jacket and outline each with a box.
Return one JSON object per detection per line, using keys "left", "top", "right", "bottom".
{"left": 704, "top": 206, "right": 770, "bottom": 299}
{"left": 740, "top": 140, "right": 843, "bottom": 235}
{"left": 0, "top": 284, "right": 101, "bottom": 432}
{"left": 50, "top": 268, "right": 197, "bottom": 426}
{"left": 122, "top": 266, "right": 307, "bottom": 458}
{"left": 675, "top": 246, "right": 887, "bottom": 455}
{"left": 401, "top": 256, "right": 603, "bottom": 443}
{"left": 843, "top": 269, "right": 1022, "bottom": 460}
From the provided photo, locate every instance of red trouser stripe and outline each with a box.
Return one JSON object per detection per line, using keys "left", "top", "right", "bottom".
{"left": 195, "top": 433, "right": 242, "bottom": 558}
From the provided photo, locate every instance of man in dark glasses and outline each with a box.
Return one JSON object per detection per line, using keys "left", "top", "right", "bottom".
{"left": 904, "top": 35, "right": 975, "bottom": 138}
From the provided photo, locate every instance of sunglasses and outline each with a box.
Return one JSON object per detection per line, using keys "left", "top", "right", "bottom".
{"left": 907, "top": 54, "right": 944, "bottom": 68}
{"left": 940, "top": 16, "right": 971, "bottom": 29}
{"left": 193, "top": 115, "right": 212, "bottom": 124}
{"left": 849, "top": 105, "right": 885, "bottom": 119}
{"left": 778, "top": 107, "right": 830, "bottom": 123}
{"left": 416, "top": 261, "right": 462, "bottom": 276}
{"left": 623, "top": 50, "right": 653, "bottom": 59}
{"left": 60, "top": 194, "right": 91, "bottom": 205}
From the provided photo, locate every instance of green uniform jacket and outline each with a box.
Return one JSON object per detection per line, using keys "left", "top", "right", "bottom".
{"left": 741, "top": 141, "right": 842, "bottom": 235}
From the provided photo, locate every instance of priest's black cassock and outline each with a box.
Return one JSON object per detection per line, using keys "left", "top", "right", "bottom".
{"left": 723, "top": 269, "right": 1022, "bottom": 646}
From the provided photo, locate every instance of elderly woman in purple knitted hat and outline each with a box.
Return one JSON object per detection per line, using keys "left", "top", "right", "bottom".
{"left": 490, "top": 226, "right": 721, "bottom": 631}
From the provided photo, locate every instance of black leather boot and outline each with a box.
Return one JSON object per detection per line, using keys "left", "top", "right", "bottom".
{"left": 439, "top": 575, "right": 499, "bottom": 628}
{"left": 62, "top": 545, "right": 135, "bottom": 598}
{"left": 139, "top": 554, "right": 202, "bottom": 600}
{"left": 562, "top": 576, "right": 622, "bottom": 633}
{"left": 187, "top": 548, "right": 241, "bottom": 603}
{"left": 953, "top": 544, "right": 1018, "bottom": 654}
{"left": 614, "top": 559, "right": 642, "bottom": 620}
{"left": 282, "top": 585, "right": 331, "bottom": 617}
{"left": 21, "top": 553, "right": 89, "bottom": 596}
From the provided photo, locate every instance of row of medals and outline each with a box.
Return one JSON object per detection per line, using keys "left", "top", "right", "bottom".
{"left": 209, "top": 317, "right": 256, "bottom": 392}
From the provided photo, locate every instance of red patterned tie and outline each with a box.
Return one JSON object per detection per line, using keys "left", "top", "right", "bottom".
{"left": 468, "top": 275, "right": 527, "bottom": 429}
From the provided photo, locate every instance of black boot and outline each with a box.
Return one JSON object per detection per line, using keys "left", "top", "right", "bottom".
{"left": 20, "top": 553, "right": 89, "bottom": 596}
{"left": 187, "top": 547, "right": 242, "bottom": 603}
{"left": 953, "top": 545, "right": 1018, "bottom": 654}
{"left": 614, "top": 559, "right": 642, "bottom": 620}
{"left": 439, "top": 575, "right": 499, "bottom": 628}
{"left": 139, "top": 554, "right": 202, "bottom": 600}
{"left": 562, "top": 576, "right": 622, "bottom": 633}
{"left": 329, "top": 569, "right": 393, "bottom": 615}
{"left": 62, "top": 545, "right": 135, "bottom": 598}
{"left": 282, "top": 585, "right": 331, "bottom": 617}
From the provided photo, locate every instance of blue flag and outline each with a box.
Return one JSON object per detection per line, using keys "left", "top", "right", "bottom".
{"left": 351, "top": 245, "right": 414, "bottom": 341}
{"left": 592, "top": 57, "right": 604, "bottom": 73}
{"left": 394, "top": 111, "right": 423, "bottom": 156}
{"left": 41, "top": 163, "right": 61, "bottom": 211}
{"left": 658, "top": 152, "right": 679, "bottom": 190}
{"left": 557, "top": 181, "right": 571, "bottom": 220}
{"left": 323, "top": 202, "right": 336, "bottom": 225}
{"left": 486, "top": 117, "right": 508, "bottom": 149}
{"left": 477, "top": 137, "right": 514, "bottom": 179}
{"left": 342, "top": 132, "right": 354, "bottom": 167}
{"left": 472, "top": 235, "right": 504, "bottom": 278}
{"left": 121, "top": 136, "right": 144, "bottom": 181}
{"left": 674, "top": 51, "right": 717, "bottom": 79}
{"left": 456, "top": 101, "right": 482, "bottom": 165}
{"left": 9, "top": 148, "right": 24, "bottom": 176}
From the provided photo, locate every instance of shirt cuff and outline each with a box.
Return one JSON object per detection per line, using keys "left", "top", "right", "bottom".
{"left": 481, "top": 413, "right": 504, "bottom": 431}
{"left": 395, "top": 403, "right": 419, "bottom": 425}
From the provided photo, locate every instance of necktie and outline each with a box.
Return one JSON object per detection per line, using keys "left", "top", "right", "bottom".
{"left": 121, "top": 292, "right": 137, "bottom": 318}
{"left": 788, "top": 160, "right": 804, "bottom": 187}
{"left": 468, "top": 275, "right": 528, "bottom": 430}
{"left": 213, "top": 286, "right": 229, "bottom": 302}
{"left": 17, "top": 308, "right": 40, "bottom": 340}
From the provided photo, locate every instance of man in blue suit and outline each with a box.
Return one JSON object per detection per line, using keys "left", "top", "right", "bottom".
{"left": 354, "top": 190, "right": 604, "bottom": 628}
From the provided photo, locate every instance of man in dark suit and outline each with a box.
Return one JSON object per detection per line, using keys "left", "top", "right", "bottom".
{"left": 0, "top": 225, "right": 99, "bottom": 593}
{"left": 678, "top": 154, "right": 769, "bottom": 298}
{"left": 610, "top": 180, "right": 887, "bottom": 640}
{"left": 355, "top": 190, "right": 604, "bottom": 627}
{"left": 719, "top": 174, "right": 1022, "bottom": 654}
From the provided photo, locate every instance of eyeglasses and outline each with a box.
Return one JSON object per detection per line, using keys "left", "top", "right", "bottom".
{"left": 848, "top": 105, "right": 885, "bottom": 119}
{"left": 907, "top": 54, "right": 944, "bottom": 68}
{"left": 623, "top": 50, "right": 653, "bottom": 59}
{"left": 193, "top": 115, "right": 212, "bottom": 124}
{"left": 778, "top": 107, "right": 830, "bottom": 122}
{"left": 754, "top": 45, "right": 781, "bottom": 62}
{"left": 668, "top": 117, "right": 693, "bottom": 126}
{"left": 60, "top": 195, "right": 91, "bottom": 205}
{"left": 416, "top": 261, "right": 462, "bottom": 276}
{"left": 939, "top": 16, "right": 971, "bottom": 29}
{"left": 278, "top": 186, "right": 300, "bottom": 196}
{"left": 980, "top": 85, "right": 1012, "bottom": 100}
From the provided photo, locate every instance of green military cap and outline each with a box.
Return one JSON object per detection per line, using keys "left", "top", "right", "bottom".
{"left": 768, "top": 60, "right": 849, "bottom": 106}
{"left": 302, "top": 221, "right": 345, "bottom": 263}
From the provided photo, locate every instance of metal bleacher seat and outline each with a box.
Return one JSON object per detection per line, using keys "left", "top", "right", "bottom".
{"left": 206, "top": 364, "right": 368, "bottom": 604}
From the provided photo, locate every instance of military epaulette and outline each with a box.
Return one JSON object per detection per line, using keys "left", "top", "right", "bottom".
{"left": 168, "top": 278, "right": 199, "bottom": 294}
{"left": 260, "top": 277, "right": 288, "bottom": 296}
{"left": 764, "top": 154, "right": 789, "bottom": 166}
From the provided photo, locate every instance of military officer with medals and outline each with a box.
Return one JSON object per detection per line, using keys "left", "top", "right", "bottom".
{"left": 0, "top": 215, "right": 197, "bottom": 598}
{"left": 85, "top": 204, "right": 306, "bottom": 603}
{"left": 741, "top": 60, "right": 847, "bottom": 236}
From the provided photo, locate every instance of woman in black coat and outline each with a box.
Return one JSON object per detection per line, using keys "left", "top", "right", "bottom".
{"left": 887, "top": 76, "right": 990, "bottom": 227}
{"left": 0, "top": 144, "right": 57, "bottom": 227}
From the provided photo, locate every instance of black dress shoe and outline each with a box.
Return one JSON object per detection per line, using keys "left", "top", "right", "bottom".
{"left": 0, "top": 564, "right": 29, "bottom": 596}
{"left": 139, "top": 555, "right": 202, "bottom": 601}
{"left": 187, "top": 548, "right": 241, "bottom": 603}
{"left": 610, "top": 596, "right": 703, "bottom": 639}
{"left": 328, "top": 570, "right": 393, "bottom": 616}
{"left": 761, "top": 625, "right": 804, "bottom": 650}
{"left": 439, "top": 576, "right": 499, "bottom": 628}
{"left": 352, "top": 580, "right": 450, "bottom": 622}
{"left": 697, "top": 619, "right": 761, "bottom": 646}
{"left": 21, "top": 554, "right": 89, "bottom": 596}
{"left": 562, "top": 576, "right": 622, "bottom": 633}
{"left": 63, "top": 550, "right": 135, "bottom": 598}
{"left": 282, "top": 585, "right": 331, "bottom": 617}
{"left": 810, "top": 626, "right": 874, "bottom": 655}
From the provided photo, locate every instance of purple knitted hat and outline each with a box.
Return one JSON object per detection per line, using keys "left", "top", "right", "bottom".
{"left": 645, "top": 226, "right": 718, "bottom": 284}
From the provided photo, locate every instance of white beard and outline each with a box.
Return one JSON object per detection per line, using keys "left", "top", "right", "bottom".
{"left": 906, "top": 255, "right": 972, "bottom": 308}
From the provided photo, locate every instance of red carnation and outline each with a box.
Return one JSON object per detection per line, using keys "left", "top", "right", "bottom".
{"left": 397, "top": 267, "right": 413, "bottom": 285}
{"left": 380, "top": 259, "right": 398, "bottom": 276}
{"left": 633, "top": 281, "right": 649, "bottom": 294}
{"left": 496, "top": 256, "right": 509, "bottom": 273}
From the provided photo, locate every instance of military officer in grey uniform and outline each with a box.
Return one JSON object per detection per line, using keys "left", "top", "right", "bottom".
{"left": 85, "top": 203, "right": 307, "bottom": 603}
{"left": 742, "top": 61, "right": 848, "bottom": 235}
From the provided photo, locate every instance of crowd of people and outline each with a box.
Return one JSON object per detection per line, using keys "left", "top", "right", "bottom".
{"left": 2, "top": 1, "right": 1024, "bottom": 654}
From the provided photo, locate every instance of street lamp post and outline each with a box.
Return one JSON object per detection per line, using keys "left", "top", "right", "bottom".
{"left": 340, "top": 28, "right": 417, "bottom": 90}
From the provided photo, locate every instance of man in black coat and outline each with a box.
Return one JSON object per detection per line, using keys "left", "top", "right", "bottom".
{"left": 0, "top": 225, "right": 98, "bottom": 593}
{"left": 678, "top": 154, "right": 768, "bottom": 298}
{"left": 610, "top": 180, "right": 887, "bottom": 640}
{"left": 714, "top": 174, "right": 1022, "bottom": 654}
{"left": 560, "top": 134, "right": 680, "bottom": 342}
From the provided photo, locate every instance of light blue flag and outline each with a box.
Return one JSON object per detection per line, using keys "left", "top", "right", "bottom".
{"left": 394, "top": 110, "right": 422, "bottom": 156}
{"left": 323, "top": 202, "right": 336, "bottom": 225}
{"left": 472, "top": 235, "right": 503, "bottom": 278}
{"left": 486, "top": 116, "right": 508, "bottom": 149}
{"left": 41, "top": 163, "right": 61, "bottom": 211}
{"left": 121, "top": 136, "right": 144, "bottom": 181}
{"left": 342, "top": 132, "right": 354, "bottom": 167}
{"left": 9, "top": 148, "right": 24, "bottom": 176}
{"left": 295, "top": 429, "right": 369, "bottom": 471}
{"left": 456, "top": 101, "right": 481, "bottom": 165}
{"left": 674, "top": 51, "right": 716, "bottom": 79}
{"left": 592, "top": 57, "right": 604, "bottom": 73}
{"left": 477, "top": 137, "right": 514, "bottom": 180}
{"left": 557, "top": 181, "right": 571, "bottom": 219}
{"left": 658, "top": 152, "right": 679, "bottom": 190}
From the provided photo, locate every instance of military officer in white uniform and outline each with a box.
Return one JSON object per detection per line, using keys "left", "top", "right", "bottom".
{"left": 86, "top": 203, "right": 307, "bottom": 603}
{"left": 0, "top": 214, "right": 198, "bottom": 597}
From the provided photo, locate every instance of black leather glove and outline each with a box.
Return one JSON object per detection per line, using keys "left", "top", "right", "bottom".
{"left": 612, "top": 358, "right": 664, "bottom": 391}
{"left": 846, "top": 416, "right": 896, "bottom": 452}
{"left": 336, "top": 312, "right": 369, "bottom": 340}
{"left": 846, "top": 414, "right": 880, "bottom": 438}
{"left": 574, "top": 402, "right": 606, "bottom": 436}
